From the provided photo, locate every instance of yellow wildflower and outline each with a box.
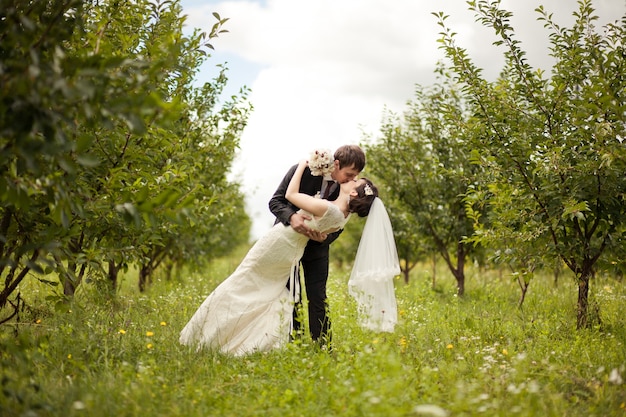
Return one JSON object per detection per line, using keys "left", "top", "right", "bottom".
{"left": 446, "top": 344, "right": 454, "bottom": 349}
{"left": 118, "top": 329, "right": 126, "bottom": 335}
{"left": 146, "top": 331, "right": 154, "bottom": 337}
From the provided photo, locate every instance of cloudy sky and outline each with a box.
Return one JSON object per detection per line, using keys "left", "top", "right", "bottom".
{"left": 180, "top": 0, "right": 623, "bottom": 240}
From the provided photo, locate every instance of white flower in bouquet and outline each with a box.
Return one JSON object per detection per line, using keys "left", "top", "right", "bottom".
{"left": 308, "top": 149, "right": 335, "bottom": 176}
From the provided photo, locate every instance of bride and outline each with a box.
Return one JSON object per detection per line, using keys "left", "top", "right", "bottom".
{"left": 179, "top": 158, "right": 379, "bottom": 356}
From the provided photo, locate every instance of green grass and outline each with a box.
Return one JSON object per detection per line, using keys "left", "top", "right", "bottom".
{"left": 1, "top": 252, "right": 625, "bottom": 417}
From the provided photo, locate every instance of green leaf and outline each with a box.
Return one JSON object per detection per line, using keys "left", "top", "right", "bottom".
{"left": 75, "top": 154, "right": 101, "bottom": 167}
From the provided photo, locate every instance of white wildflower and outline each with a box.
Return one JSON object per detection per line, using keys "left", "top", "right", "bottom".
{"left": 413, "top": 404, "right": 449, "bottom": 417}
{"left": 608, "top": 368, "right": 623, "bottom": 385}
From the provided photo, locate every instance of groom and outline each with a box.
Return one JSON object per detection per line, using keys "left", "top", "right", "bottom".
{"left": 269, "top": 145, "right": 366, "bottom": 348}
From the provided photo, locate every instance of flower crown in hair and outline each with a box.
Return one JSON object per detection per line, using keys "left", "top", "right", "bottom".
{"left": 308, "top": 149, "right": 335, "bottom": 176}
{"left": 364, "top": 184, "right": 374, "bottom": 196}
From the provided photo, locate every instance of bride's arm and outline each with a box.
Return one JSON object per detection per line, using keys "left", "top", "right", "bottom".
{"left": 286, "top": 160, "right": 330, "bottom": 218}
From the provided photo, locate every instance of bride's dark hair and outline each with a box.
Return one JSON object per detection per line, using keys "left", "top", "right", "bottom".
{"left": 349, "top": 178, "right": 378, "bottom": 217}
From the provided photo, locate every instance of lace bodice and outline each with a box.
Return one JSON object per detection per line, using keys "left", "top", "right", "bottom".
{"left": 302, "top": 203, "right": 349, "bottom": 233}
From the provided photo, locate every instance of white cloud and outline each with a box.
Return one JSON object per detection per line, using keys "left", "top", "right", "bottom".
{"left": 181, "top": 0, "right": 624, "bottom": 239}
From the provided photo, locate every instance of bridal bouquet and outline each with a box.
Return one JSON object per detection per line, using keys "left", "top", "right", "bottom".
{"left": 308, "top": 149, "right": 335, "bottom": 176}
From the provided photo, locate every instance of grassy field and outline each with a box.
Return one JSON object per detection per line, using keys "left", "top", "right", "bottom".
{"left": 1, "top": 250, "right": 625, "bottom": 417}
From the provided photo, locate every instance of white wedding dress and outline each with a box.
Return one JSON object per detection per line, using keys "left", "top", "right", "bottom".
{"left": 180, "top": 203, "right": 349, "bottom": 356}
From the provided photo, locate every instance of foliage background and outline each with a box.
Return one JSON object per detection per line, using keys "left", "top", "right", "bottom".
{"left": 0, "top": 0, "right": 251, "bottom": 310}
{"left": 2, "top": 1, "right": 625, "bottom": 416}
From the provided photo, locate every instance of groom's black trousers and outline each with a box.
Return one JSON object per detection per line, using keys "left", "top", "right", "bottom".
{"left": 294, "top": 230, "right": 341, "bottom": 345}
{"left": 298, "top": 253, "right": 331, "bottom": 343}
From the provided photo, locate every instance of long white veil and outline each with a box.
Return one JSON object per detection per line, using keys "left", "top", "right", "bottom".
{"left": 348, "top": 197, "right": 400, "bottom": 332}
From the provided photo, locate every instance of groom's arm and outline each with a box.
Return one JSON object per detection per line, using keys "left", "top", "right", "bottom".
{"left": 269, "top": 164, "right": 299, "bottom": 226}
{"left": 324, "top": 229, "right": 343, "bottom": 246}
{"left": 269, "top": 163, "right": 343, "bottom": 245}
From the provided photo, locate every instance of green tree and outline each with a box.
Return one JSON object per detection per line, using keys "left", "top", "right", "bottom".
{"left": 437, "top": 0, "right": 626, "bottom": 327}
{"left": 0, "top": 0, "right": 250, "bottom": 316}
{"left": 387, "top": 206, "right": 425, "bottom": 284}
{"left": 365, "top": 81, "right": 481, "bottom": 295}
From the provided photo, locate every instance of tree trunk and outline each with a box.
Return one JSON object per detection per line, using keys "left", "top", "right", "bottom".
{"left": 431, "top": 253, "right": 437, "bottom": 289}
{"left": 454, "top": 270, "right": 465, "bottom": 296}
{"left": 138, "top": 264, "right": 150, "bottom": 292}
{"left": 0, "top": 251, "right": 38, "bottom": 309}
{"left": 553, "top": 259, "right": 561, "bottom": 288}
{"left": 576, "top": 263, "right": 601, "bottom": 329}
{"left": 138, "top": 247, "right": 168, "bottom": 291}
{"left": 576, "top": 273, "right": 589, "bottom": 329}
{"left": 163, "top": 260, "right": 174, "bottom": 281}
{"left": 517, "top": 276, "right": 530, "bottom": 308}
{"left": 0, "top": 208, "right": 12, "bottom": 278}
{"left": 437, "top": 242, "right": 467, "bottom": 296}
{"left": 63, "top": 233, "right": 86, "bottom": 296}
{"left": 553, "top": 268, "right": 560, "bottom": 288}
{"left": 63, "top": 261, "right": 78, "bottom": 296}
{"left": 455, "top": 245, "right": 466, "bottom": 296}
{"left": 108, "top": 260, "right": 118, "bottom": 291}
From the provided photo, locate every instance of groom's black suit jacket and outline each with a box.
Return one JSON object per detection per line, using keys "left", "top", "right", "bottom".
{"left": 268, "top": 164, "right": 342, "bottom": 261}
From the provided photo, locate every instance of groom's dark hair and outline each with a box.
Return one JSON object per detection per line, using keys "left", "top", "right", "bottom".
{"left": 334, "top": 145, "right": 366, "bottom": 172}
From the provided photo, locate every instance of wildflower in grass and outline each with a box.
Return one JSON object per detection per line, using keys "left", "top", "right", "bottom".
{"left": 160, "top": 321, "right": 167, "bottom": 326}
{"left": 72, "top": 401, "right": 86, "bottom": 410}
{"left": 502, "top": 348, "right": 508, "bottom": 355}
{"left": 147, "top": 343, "right": 153, "bottom": 349}
{"left": 67, "top": 354, "right": 72, "bottom": 359}
{"left": 36, "top": 319, "right": 42, "bottom": 324}
{"left": 469, "top": 393, "right": 489, "bottom": 407}
{"left": 369, "top": 396, "right": 381, "bottom": 404}
{"left": 118, "top": 329, "right": 126, "bottom": 335}
{"left": 609, "top": 368, "right": 623, "bottom": 385}
{"left": 146, "top": 331, "right": 154, "bottom": 337}
{"left": 446, "top": 344, "right": 453, "bottom": 349}
{"left": 506, "top": 383, "right": 522, "bottom": 394}
{"left": 413, "top": 404, "right": 449, "bottom": 417}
